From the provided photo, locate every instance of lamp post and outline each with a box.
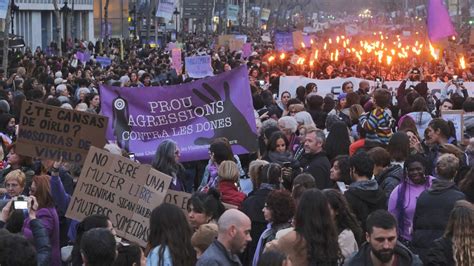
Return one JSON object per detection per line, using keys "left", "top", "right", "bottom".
{"left": 11, "top": 0, "right": 19, "bottom": 35}
{"left": 173, "top": 7, "right": 180, "bottom": 41}
{"left": 61, "top": 1, "right": 72, "bottom": 42}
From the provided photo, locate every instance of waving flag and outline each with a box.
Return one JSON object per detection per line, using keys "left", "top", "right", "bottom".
{"left": 427, "top": 0, "right": 457, "bottom": 42}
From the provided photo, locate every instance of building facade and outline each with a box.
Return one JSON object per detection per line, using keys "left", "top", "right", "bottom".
{"left": 9, "top": 0, "right": 94, "bottom": 49}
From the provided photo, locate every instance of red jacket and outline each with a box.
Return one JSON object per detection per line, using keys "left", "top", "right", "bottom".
{"left": 218, "top": 181, "right": 246, "bottom": 209}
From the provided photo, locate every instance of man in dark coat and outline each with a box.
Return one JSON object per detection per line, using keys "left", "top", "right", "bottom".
{"left": 299, "top": 128, "right": 332, "bottom": 189}
{"left": 345, "top": 151, "right": 387, "bottom": 231}
{"left": 412, "top": 153, "right": 465, "bottom": 263}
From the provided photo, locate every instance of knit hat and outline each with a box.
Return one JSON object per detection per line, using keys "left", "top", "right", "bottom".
{"left": 56, "top": 84, "right": 67, "bottom": 94}
{"left": 337, "top": 93, "right": 347, "bottom": 101}
{"left": 54, "top": 78, "right": 65, "bottom": 85}
{"left": 55, "top": 71, "right": 63, "bottom": 79}
{"left": 191, "top": 223, "right": 218, "bottom": 252}
{"left": 0, "top": 100, "right": 10, "bottom": 113}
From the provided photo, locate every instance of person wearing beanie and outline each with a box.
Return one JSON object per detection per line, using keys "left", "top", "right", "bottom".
{"left": 191, "top": 223, "right": 218, "bottom": 259}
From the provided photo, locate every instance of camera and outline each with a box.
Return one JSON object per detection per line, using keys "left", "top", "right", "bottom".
{"left": 128, "top": 153, "right": 135, "bottom": 161}
{"left": 258, "top": 80, "right": 265, "bottom": 86}
{"left": 14, "top": 197, "right": 28, "bottom": 210}
{"left": 410, "top": 68, "right": 420, "bottom": 75}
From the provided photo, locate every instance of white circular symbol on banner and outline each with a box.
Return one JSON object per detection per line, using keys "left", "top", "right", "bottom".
{"left": 114, "top": 99, "right": 125, "bottom": 110}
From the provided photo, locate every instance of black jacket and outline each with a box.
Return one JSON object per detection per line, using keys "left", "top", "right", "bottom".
{"left": 240, "top": 187, "right": 273, "bottom": 266}
{"left": 412, "top": 179, "right": 465, "bottom": 263}
{"left": 30, "top": 219, "right": 51, "bottom": 266}
{"left": 197, "top": 240, "right": 242, "bottom": 266}
{"left": 375, "top": 164, "right": 404, "bottom": 198}
{"left": 425, "top": 237, "right": 454, "bottom": 266}
{"left": 344, "top": 241, "right": 423, "bottom": 266}
{"left": 344, "top": 180, "right": 387, "bottom": 231}
{"left": 300, "top": 150, "right": 332, "bottom": 189}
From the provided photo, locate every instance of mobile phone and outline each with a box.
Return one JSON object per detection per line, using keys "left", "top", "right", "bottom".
{"left": 14, "top": 197, "right": 28, "bottom": 210}
{"left": 128, "top": 153, "right": 135, "bottom": 161}
{"left": 258, "top": 80, "right": 265, "bottom": 86}
{"left": 282, "top": 162, "right": 291, "bottom": 168}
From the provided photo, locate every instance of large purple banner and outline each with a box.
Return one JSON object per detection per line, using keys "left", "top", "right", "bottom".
{"left": 100, "top": 65, "right": 258, "bottom": 163}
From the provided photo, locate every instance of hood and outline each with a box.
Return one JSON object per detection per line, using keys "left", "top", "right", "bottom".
{"left": 376, "top": 164, "right": 403, "bottom": 183}
{"left": 428, "top": 179, "right": 457, "bottom": 194}
{"left": 348, "top": 180, "right": 385, "bottom": 205}
{"left": 407, "top": 112, "right": 432, "bottom": 125}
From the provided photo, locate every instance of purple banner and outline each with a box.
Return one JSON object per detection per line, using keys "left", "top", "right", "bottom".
{"left": 100, "top": 65, "right": 258, "bottom": 163}
{"left": 76, "top": 51, "right": 91, "bottom": 63}
{"left": 274, "top": 32, "right": 294, "bottom": 52}
{"left": 242, "top": 43, "right": 252, "bottom": 58}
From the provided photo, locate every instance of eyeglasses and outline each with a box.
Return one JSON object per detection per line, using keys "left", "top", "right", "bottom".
{"left": 5, "top": 183, "right": 19, "bottom": 188}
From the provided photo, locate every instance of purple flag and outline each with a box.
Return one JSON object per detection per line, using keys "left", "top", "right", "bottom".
{"left": 76, "top": 51, "right": 91, "bottom": 63}
{"left": 100, "top": 65, "right": 258, "bottom": 163}
{"left": 427, "top": 0, "right": 457, "bottom": 42}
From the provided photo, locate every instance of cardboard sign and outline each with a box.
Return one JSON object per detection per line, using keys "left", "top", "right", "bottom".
{"left": 229, "top": 39, "right": 244, "bottom": 52}
{"left": 17, "top": 101, "right": 108, "bottom": 164}
{"left": 441, "top": 110, "right": 464, "bottom": 142}
{"left": 165, "top": 190, "right": 191, "bottom": 214}
{"left": 292, "top": 31, "right": 304, "bottom": 49}
{"left": 260, "top": 8, "right": 270, "bottom": 21}
{"left": 66, "top": 147, "right": 172, "bottom": 247}
{"left": 165, "top": 190, "right": 237, "bottom": 214}
{"left": 218, "top": 35, "right": 235, "bottom": 46}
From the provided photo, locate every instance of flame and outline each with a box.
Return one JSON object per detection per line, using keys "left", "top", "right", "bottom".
{"left": 386, "top": 55, "right": 392, "bottom": 65}
{"left": 324, "top": 42, "right": 327, "bottom": 50}
{"left": 336, "top": 36, "right": 340, "bottom": 44}
{"left": 330, "top": 52, "right": 334, "bottom": 61}
{"left": 335, "top": 49, "right": 339, "bottom": 61}
{"left": 309, "top": 60, "right": 314, "bottom": 67}
{"left": 268, "top": 56, "right": 275, "bottom": 62}
{"left": 460, "top": 56, "right": 466, "bottom": 69}
{"left": 310, "top": 39, "right": 314, "bottom": 45}
{"left": 429, "top": 43, "right": 438, "bottom": 60}
{"left": 280, "top": 53, "right": 286, "bottom": 60}
{"left": 314, "top": 50, "right": 319, "bottom": 59}
{"left": 301, "top": 42, "right": 306, "bottom": 48}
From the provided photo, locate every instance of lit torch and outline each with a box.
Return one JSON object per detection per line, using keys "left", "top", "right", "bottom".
{"left": 460, "top": 56, "right": 466, "bottom": 69}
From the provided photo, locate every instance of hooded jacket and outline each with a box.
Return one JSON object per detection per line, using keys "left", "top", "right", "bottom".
{"left": 376, "top": 164, "right": 404, "bottom": 198}
{"left": 405, "top": 111, "right": 433, "bottom": 137}
{"left": 345, "top": 180, "right": 387, "bottom": 231}
{"left": 344, "top": 241, "right": 423, "bottom": 266}
{"left": 412, "top": 179, "right": 465, "bottom": 263}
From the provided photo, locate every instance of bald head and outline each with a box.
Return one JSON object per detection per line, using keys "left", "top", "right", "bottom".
{"left": 217, "top": 209, "right": 252, "bottom": 254}
{"left": 217, "top": 209, "right": 250, "bottom": 233}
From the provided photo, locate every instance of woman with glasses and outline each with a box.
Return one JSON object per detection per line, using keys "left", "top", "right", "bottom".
{"left": 1, "top": 169, "right": 26, "bottom": 200}
{"left": 151, "top": 139, "right": 187, "bottom": 192}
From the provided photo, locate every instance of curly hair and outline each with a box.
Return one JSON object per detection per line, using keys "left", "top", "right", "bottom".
{"left": 323, "top": 189, "right": 363, "bottom": 245}
{"left": 444, "top": 200, "right": 474, "bottom": 266}
{"left": 266, "top": 190, "right": 295, "bottom": 225}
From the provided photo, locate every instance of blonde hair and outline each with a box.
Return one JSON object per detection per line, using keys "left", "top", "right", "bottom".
{"left": 4, "top": 169, "right": 26, "bottom": 188}
{"left": 436, "top": 153, "right": 459, "bottom": 180}
{"left": 444, "top": 200, "right": 474, "bottom": 266}
{"left": 249, "top": 160, "right": 269, "bottom": 190}
{"left": 218, "top": 160, "right": 239, "bottom": 182}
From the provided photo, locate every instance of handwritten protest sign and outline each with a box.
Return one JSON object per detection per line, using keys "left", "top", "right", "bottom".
{"left": 16, "top": 101, "right": 108, "bottom": 164}
{"left": 442, "top": 110, "right": 464, "bottom": 142}
{"left": 275, "top": 32, "right": 294, "bottom": 52}
{"left": 171, "top": 48, "right": 182, "bottom": 74}
{"left": 229, "top": 39, "right": 244, "bottom": 52}
{"left": 260, "top": 8, "right": 270, "bottom": 21}
{"left": 165, "top": 190, "right": 237, "bottom": 214}
{"left": 185, "top": 55, "right": 214, "bottom": 78}
{"left": 66, "top": 147, "right": 172, "bottom": 247}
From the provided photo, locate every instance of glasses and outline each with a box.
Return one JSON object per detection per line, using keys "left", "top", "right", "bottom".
{"left": 5, "top": 183, "right": 19, "bottom": 188}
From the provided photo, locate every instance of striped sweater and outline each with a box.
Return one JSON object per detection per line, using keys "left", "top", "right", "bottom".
{"left": 359, "top": 107, "right": 393, "bottom": 145}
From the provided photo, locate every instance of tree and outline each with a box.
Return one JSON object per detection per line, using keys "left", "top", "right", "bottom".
{"left": 2, "top": 1, "right": 12, "bottom": 73}
{"left": 103, "top": 0, "right": 111, "bottom": 55}
{"left": 52, "top": 0, "right": 62, "bottom": 56}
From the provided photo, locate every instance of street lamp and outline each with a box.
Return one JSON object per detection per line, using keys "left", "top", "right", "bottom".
{"left": 61, "top": 1, "right": 71, "bottom": 42}
{"left": 11, "top": 0, "right": 19, "bottom": 35}
{"left": 173, "top": 7, "right": 180, "bottom": 41}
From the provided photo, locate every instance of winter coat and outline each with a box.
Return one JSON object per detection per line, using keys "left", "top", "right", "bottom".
{"left": 404, "top": 111, "right": 433, "bottom": 138}
{"left": 218, "top": 181, "right": 246, "bottom": 209}
{"left": 375, "top": 164, "right": 404, "bottom": 198}
{"left": 300, "top": 150, "right": 332, "bottom": 189}
{"left": 344, "top": 241, "right": 423, "bottom": 266}
{"left": 197, "top": 240, "right": 242, "bottom": 266}
{"left": 412, "top": 179, "right": 465, "bottom": 263}
{"left": 425, "top": 237, "right": 454, "bottom": 266}
{"left": 344, "top": 180, "right": 387, "bottom": 231}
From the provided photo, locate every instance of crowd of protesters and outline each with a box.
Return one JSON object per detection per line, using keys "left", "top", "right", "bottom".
{"left": 0, "top": 19, "right": 473, "bottom": 266}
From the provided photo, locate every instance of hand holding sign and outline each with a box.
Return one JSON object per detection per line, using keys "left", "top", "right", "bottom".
{"left": 192, "top": 82, "right": 257, "bottom": 152}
